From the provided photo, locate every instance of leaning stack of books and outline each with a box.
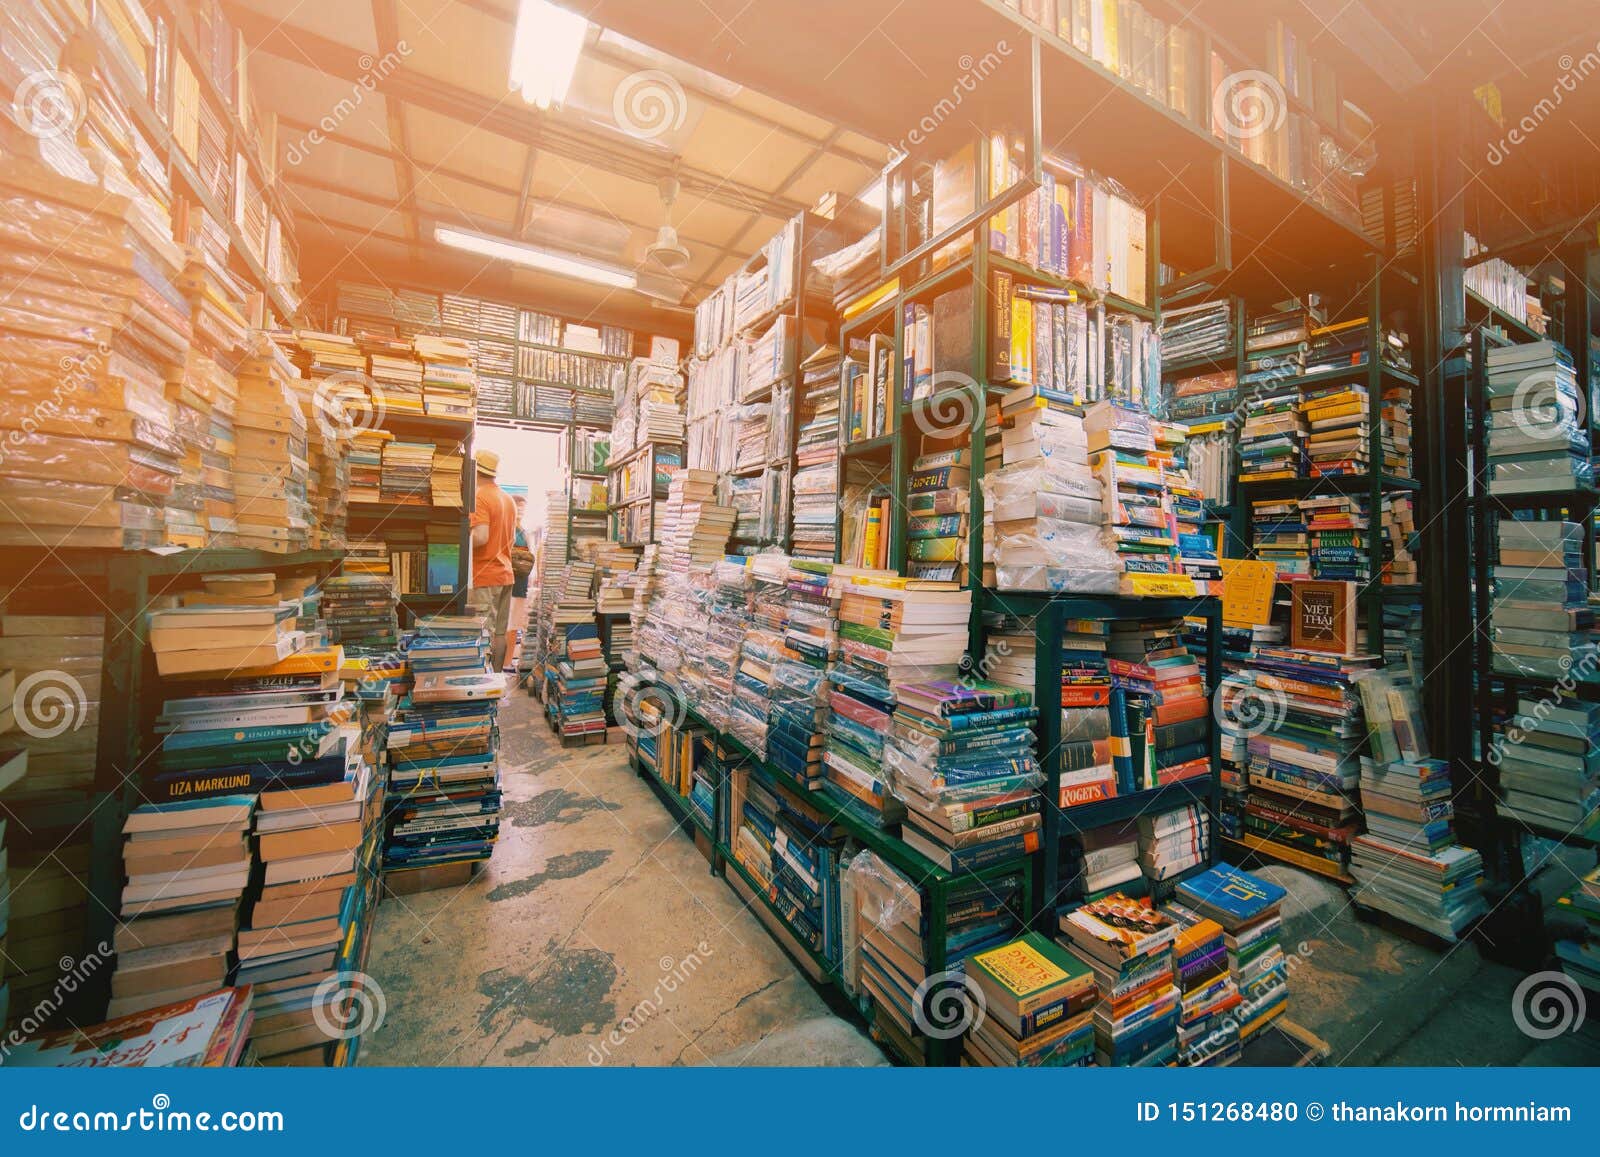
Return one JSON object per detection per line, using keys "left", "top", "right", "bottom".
{"left": 1485, "top": 340, "right": 1590, "bottom": 496}
{"left": 1161, "top": 904, "right": 1242, "bottom": 1066}
{"left": 1059, "top": 894, "right": 1180, "bottom": 1066}
{"left": 5, "top": 987, "right": 256, "bottom": 1067}
{"left": 963, "top": 932, "right": 1098, "bottom": 1067}
{"left": 111, "top": 797, "right": 254, "bottom": 1019}
{"left": 1174, "top": 863, "right": 1288, "bottom": 1042}
{"left": 887, "top": 680, "right": 1042, "bottom": 873}
{"left": 384, "top": 615, "right": 504, "bottom": 874}
{"left": 1491, "top": 520, "right": 1595, "bottom": 681}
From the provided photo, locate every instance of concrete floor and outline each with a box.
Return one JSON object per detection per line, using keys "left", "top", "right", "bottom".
{"left": 359, "top": 688, "right": 1600, "bottom": 1067}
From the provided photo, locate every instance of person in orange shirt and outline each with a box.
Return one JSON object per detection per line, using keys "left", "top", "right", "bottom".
{"left": 468, "top": 448, "right": 518, "bottom": 670}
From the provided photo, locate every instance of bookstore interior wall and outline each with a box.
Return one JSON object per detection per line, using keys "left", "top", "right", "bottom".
{"left": 0, "top": 0, "right": 1597, "bottom": 1070}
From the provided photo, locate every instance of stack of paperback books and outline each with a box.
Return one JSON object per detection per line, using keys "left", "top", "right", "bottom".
{"left": 887, "top": 680, "right": 1042, "bottom": 873}
{"left": 1174, "top": 864, "right": 1288, "bottom": 1042}
{"left": 907, "top": 448, "right": 973, "bottom": 583}
{"left": 791, "top": 346, "right": 841, "bottom": 560}
{"left": 379, "top": 439, "right": 434, "bottom": 504}
{"left": 823, "top": 577, "right": 969, "bottom": 827}
{"left": 1237, "top": 385, "right": 1305, "bottom": 483}
{"left": 1251, "top": 498, "right": 1309, "bottom": 578}
{"left": 1485, "top": 341, "right": 1590, "bottom": 495}
{"left": 414, "top": 334, "right": 476, "bottom": 420}
{"left": 1301, "top": 495, "right": 1371, "bottom": 582}
{"left": 1554, "top": 867, "right": 1600, "bottom": 992}
{"left": 1059, "top": 894, "right": 1180, "bottom": 1065}
{"left": 322, "top": 573, "right": 400, "bottom": 650}
{"left": 348, "top": 428, "right": 387, "bottom": 503}
{"left": 384, "top": 615, "right": 504, "bottom": 873}
{"left": 1493, "top": 692, "right": 1600, "bottom": 836}
{"left": 1137, "top": 802, "right": 1210, "bottom": 882}
{"left": 1087, "top": 402, "right": 1181, "bottom": 583}
{"left": 1491, "top": 519, "right": 1595, "bottom": 680}
{"left": 231, "top": 345, "right": 312, "bottom": 553}
{"left": 111, "top": 797, "right": 255, "bottom": 1019}
{"left": 765, "top": 559, "right": 837, "bottom": 789}
{"left": 1162, "top": 904, "right": 1242, "bottom": 1065}
{"left": 963, "top": 932, "right": 1097, "bottom": 1066}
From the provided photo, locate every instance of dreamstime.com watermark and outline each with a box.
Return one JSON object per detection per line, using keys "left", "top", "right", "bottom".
{"left": 11, "top": 669, "right": 91, "bottom": 740}
{"left": 285, "top": 44, "right": 412, "bottom": 165}
{"left": 1486, "top": 40, "right": 1600, "bottom": 166}
{"left": 894, "top": 42, "right": 1013, "bottom": 156}
{"left": 10, "top": 68, "right": 85, "bottom": 139}
{"left": 16, "top": 1096, "right": 283, "bottom": 1134}
{"left": 0, "top": 944, "right": 112, "bottom": 1060}
{"left": 587, "top": 943, "right": 714, "bottom": 1064}
{"left": 613, "top": 70, "right": 688, "bottom": 140}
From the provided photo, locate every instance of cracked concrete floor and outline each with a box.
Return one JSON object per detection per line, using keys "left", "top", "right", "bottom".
{"left": 357, "top": 687, "right": 1600, "bottom": 1067}
{"left": 356, "top": 687, "right": 886, "bottom": 1067}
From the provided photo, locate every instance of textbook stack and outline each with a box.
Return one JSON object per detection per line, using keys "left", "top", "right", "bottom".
{"left": 322, "top": 573, "right": 401, "bottom": 651}
{"left": 1108, "top": 617, "right": 1212, "bottom": 790}
{"left": 984, "top": 403, "right": 1121, "bottom": 593}
{"left": 1161, "top": 905, "right": 1242, "bottom": 1066}
{"left": 1175, "top": 864, "right": 1288, "bottom": 1042}
{"left": 414, "top": 334, "right": 476, "bottom": 421}
{"left": 764, "top": 559, "right": 838, "bottom": 789}
{"left": 1059, "top": 894, "right": 1180, "bottom": 1066}
{"left": 963, "top": 933, "right": 1098, "bottom": 1067}
{"left": 887, "top": 680, "right": 1043, "bottom": 874}
{"left": 110, "top": 797, "right": 255, "bottom": 1019}
{"left": 241, "top": 764, "right": 381, "bottom": 1065}
{"left": 1490, "top": 520, "right": 1595, "bottom": 682}
{"left": 823, "top": 577, "right": 969, "bottom": 827}
{"left": 1555, "top": 867, "right": 1600, "bottom": 993}
{"left": 384, "top": 615, "right": 504, "bottom": 874}
{"left": 1237, "top": 386, "right": 1305, "bottom": 484}
{"left": 1493, "top": 691, "right": 1600, "bottom": 836}
{"left": 1084, "top": 403, "right": 1180, "bottom": 584}
{"left": 1350, "top": 672, "right": 1486, "bottom": 938}
{"left": 1230, "top": 646, "right": 1375, "bottom": 876}
{"left": 1137, "top": 803, "right": 1210, "bottom": 882}
{"left": 1485, "top": 341, "right": 1590, "bottom": 495}
{"left": 792, "top": 347, "right": 843, "bottom": 560}
{"left": 1301, "top": 495, "right": 1371, "bottom": 582}
{"left": 231, "top": 344, "right": 312, "bottom": 553}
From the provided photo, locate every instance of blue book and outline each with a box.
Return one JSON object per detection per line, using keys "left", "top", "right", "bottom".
{"left": 1175, "top": 863, "right": 1287, "bottom": 925}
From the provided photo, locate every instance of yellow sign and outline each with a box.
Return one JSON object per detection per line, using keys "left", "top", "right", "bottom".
{"left": 1221, "top": 559, "right": 1277, "bottom": 627}
{"left": 1124, "top": 573, "right": 1198, "bottom": 598}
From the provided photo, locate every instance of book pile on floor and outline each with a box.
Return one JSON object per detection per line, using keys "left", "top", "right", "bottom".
{"left": 963, "top": 932, "right": 1097, "bottom": 1067}
{"left": 984, "top": 404, "right": 1120, "bottom": 593}
{"left": 823, "top": 577, "right": 969, "bottom": 827}
{"left": 385, "top": 615, "right": 504, "bottom": 874}
{"left": 241, "top": 762, "right": 381, "bottom": 1065}
{"left": 5, "top": 987, "right": 255, "bottom": 1067}
{"left": 1161, "top": 903, "right": 1242, "bottom": 1065}
{"left": 1351, "top": 671, "right": 1487, "bottom": 938}
{"left": 1174, "top": 864, "right": 1288, "bottom": 1042}
{"left": 792, "top": 346, "right": 842, "bottom": 560}
{"left": 1555, "top": 866, "right": 1600, "bottom": 993}
{"left": 232, "top": 344, "right": 312, "bottom": 553}
{"left": 887, "top": 680, "right": 1042, "bottom": 873}
{"left": 111, "top": 796, "right": 254, "bottom": 1019}
{"left": 1485, "top": 341, "right": 1590, "bottom": 495}
{"left": 1059, "top": 894, "right": 1179, "bottom": 1065}
{"left": 1490, "top": 519, "right": 1595, "bottom": 681}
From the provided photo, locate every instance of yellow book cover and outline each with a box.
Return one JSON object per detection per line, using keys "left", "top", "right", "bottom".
{"left": 859, "top": 506, "right": 882, "bottom": 570}
{"left": 971, "top": 932, "right": 1076, "bottom": 997}
{"left": 1010, "top": 297, "right": 1034, "bottom": 385}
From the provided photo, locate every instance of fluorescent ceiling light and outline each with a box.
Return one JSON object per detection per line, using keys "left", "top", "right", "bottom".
{"left": 434, "top": 225, "right": 637, "bottom": 289}
{"left": 510, "top": 0, "right": 588, "bottom": 109}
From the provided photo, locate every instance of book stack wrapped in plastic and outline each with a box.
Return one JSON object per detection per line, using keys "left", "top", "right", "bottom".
{"left": 1485, "top": 341, "right": 1589, "bottom": 495}
{"left": 1490, "top": 519, "right": 1596, "bottom": 681}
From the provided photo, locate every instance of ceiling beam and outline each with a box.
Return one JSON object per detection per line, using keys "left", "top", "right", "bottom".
{"left": 371, "top": 0, "right": 423, "bottom": 260}
{"left": 222, "top": 0, "right": 810, "bottom": 221}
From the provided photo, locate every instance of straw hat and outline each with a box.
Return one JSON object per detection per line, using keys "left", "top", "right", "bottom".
{"left": 474, "top": 448, "right": 500, "bottom": 477}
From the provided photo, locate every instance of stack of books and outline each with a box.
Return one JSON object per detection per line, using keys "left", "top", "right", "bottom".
{"left": 231, "top": 343, "right": 311, "bottom": 553}
{"left": 1174, "top": 864, "right": 1288, "bottom": 1042}
{"left": 430, "top": 450, "right": 463, "bottom": 507}
{"left": 1159, "top": 300, "right": 1232, "bottom": 364}
{"left": 556, "top": 621, "right": 608, "bottom": 739}
{"left": 1301, "top": 495, "right": 1370, "bottom": 582}
{"left": 380, "top": 439, "right": 434, "bottom": 504}
{"left": 1491, "top": 520, "right": 1595, "bottom": 680}
{"left": 1493, "top": 692, "right": 1600, "bottom": 835}
{"left": 792, "top": 347, "right": 842, "bottom": 560}
{"left": 907, "top": 449, "right": 973, "bottom": 582}
{"left": 1242, "top": 303, "right": 1311, "bottom": 392}
{"left": 1062, "top": 826, "right": 1140, "bottom": 897}
{"left": 1251, "top": 498, "right": 1309, "bottom": 578}
{"left": 851, "top": 853, "right": 927, "bottom": 1060}
{"left": 1137, "top": 802, "right": 1210, "bottom": 882}
{"left": 1059, "top": 894, "right": 1180, "bottom": 1066}
{"left": 1087, "top": 402, "right": 1181, "bottom": 584}
{"left": 321, "top": 573, "right": 400, "bottom": 650}
{"left": 1237, "top": 386, "right": 1305, "bottom": 483}
{"left": 0, "top": 613, "right": 104, "bottom": 801}
{"left": 1109, "top": 618, "right": 1211, "bottom": 789}
{"left": 1485, "top": 341, "right": 1589, "bottom": 495}
{"left": 1162, "top": 904, "right": 1242, "bottom": 1066}
{"left": 111, "top": 797, "right": 254, "bottom": 1019}
{"left": 1167, "top": 368, "right": 1239, "bottom": 426}
{"left": 348, "top": 428, "right": 389, "bottom": 503}
{"left": 765, "top": 559, "right": 837, "bottom": 789}
{"left": 240, "top": 766, "right": 379, "bottom": 1064}
{"left": 149, "top": 599, "right": 307, "bottom": 680}
{"left": 6, "top": 987, "right": 256, "bottom": 1067}
{"left": 888, "top": 680, "right": 1042, "bottom": 873}
{"left": 985, "top": 404, "right": 1120, "bottom": 593}
{"left": 385, "top": 615, "right": 504, "bottom": 874}
{"left": 823, "top": 577, "right": 969, "bottom": 827}
{"left": 414, "top": 334, "right": 476, "bottom": 420}
{"left": 963, "top": 932, "right": 1098, "bottom": 1066}
{"left": 1385, "top": 494, "right": 1418, "bottom": 584}
{"left": 1301, "top": 380, "right": 1372, "bottom": 478}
